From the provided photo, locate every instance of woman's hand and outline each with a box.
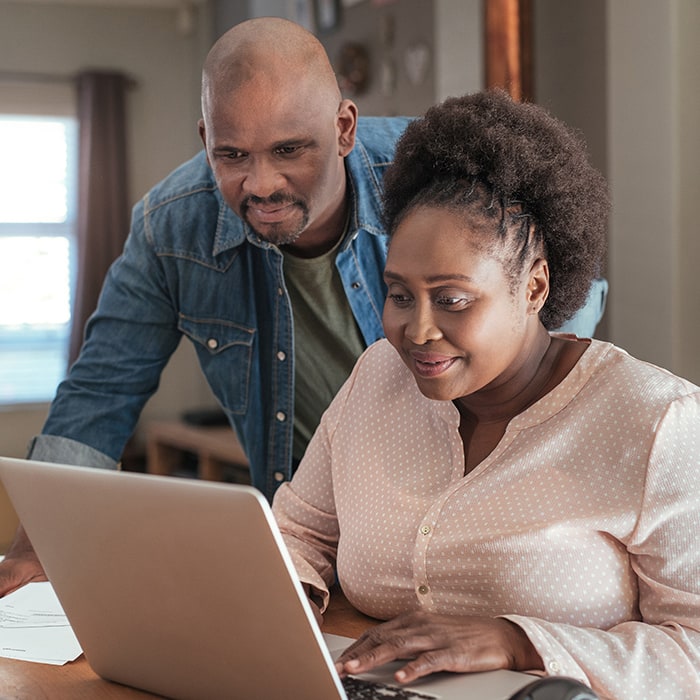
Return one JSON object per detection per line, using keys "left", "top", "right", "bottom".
{"left": 335, "top": 611, "right": 543, "bottom": 684}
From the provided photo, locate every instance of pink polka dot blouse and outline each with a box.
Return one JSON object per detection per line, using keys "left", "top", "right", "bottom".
{"left": 272, "top": 338, "right": 700, "bottom": 699}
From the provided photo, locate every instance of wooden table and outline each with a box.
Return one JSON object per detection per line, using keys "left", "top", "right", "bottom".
{"left": 0, "top": 589, "right": 378, "bottom": 699}
{"left": 145, "top": 421, "right": 250, "bottom": 483}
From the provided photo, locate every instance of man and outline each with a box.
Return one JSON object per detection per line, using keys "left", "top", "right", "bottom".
{"left": 0, "top": 17, "right": 606, "bottom": 596}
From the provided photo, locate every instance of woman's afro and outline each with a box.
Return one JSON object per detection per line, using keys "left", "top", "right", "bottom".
{"left": 382, "top": 89, "right": 609, "bottom": 330}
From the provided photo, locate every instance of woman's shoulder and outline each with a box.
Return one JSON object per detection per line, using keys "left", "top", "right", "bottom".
{"left": 584, "top": 338, "right": 700, "bottom": 405}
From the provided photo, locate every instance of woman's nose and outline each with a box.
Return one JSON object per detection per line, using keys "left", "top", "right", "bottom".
{"left": 405, "top": 306, "right": 442, "bottom": 345}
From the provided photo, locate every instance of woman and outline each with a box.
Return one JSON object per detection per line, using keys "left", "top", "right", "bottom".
{"left": 271, "top": 90, "right": 700, "bottom": 699}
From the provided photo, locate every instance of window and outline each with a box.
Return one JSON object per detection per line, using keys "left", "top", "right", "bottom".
{"left": 0, "top": 112, "right": 78, "bottom": 405}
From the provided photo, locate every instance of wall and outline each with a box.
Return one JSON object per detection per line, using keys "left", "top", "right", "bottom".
{"left": 433, "top": 0, "right": 482, "bottom": 103}
{"left": 0, "top": 0, "right": 217, "bottom": 549}
{"left": 534, "top": 1, "right": 607, "bottom": 177}
{"left": 316, "top": 0, "right": 435, "bottom": 116}
{"left": 244, "top": 0, "right": 447, "bottom": 117}
{"left": 533, "top": 0, "right": 609, "bottom": 339}
{"left": 530, "top": 0, "right": 699, "bottom": 381}
{"left": 677, "top": 0, "right": 700, "bottom": 383}
{"left": 608, "top": 0, "right": 699, "bottom": 380}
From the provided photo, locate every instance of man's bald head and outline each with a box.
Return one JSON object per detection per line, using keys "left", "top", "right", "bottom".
{"left": 198, "top": 17, "right": 359, "bottom": 254}
{"left": 201, "top": 17, "right": 341, "bottom": 118}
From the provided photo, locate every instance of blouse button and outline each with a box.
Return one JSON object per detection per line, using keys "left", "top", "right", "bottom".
{"left": 420, "top": 525, "right": 431, "bottom": 535}
{"left": 548, "top": 661, "right": 561, "bottom": 673}
{"left": 206, "top": 338, "right": 218, "bottom": 350}
{"left": 417, "top": 585, "right": 429, "bottom": 595}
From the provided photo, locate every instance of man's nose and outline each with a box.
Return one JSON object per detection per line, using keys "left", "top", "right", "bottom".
{"left": 241, "top": 159, "right": 285, "bottom": 199}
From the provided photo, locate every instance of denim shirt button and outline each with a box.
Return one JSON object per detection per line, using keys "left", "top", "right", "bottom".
{"left": 277, "top": 351, "right": 286, "bottom": 361}
{"left": 206, "top": 338, "right": 218, "bottom": 350}
{"left": 273, "top": 471, "right": 285, "bottom": 482}
{"left": 277, "top": 287, "right": 284, "bottom": 296}
{"left": 275, "top": 411, "right": 287, "bottom": 422}
{"left": 351, "top": 281, "right": 361, "bottom": 289}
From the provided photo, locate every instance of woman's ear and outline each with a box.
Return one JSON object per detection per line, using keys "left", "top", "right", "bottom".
{"left": 527, "top": 258, "right": 549, "bottom": 315}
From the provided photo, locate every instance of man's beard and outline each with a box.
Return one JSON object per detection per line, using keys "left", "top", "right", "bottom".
{"left": 241, "top": 193, "right": 309, "bottom": 246}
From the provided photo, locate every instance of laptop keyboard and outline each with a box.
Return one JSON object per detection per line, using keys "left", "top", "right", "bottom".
{"left": 342, "top": 675, "right": 439, "bottom": 699}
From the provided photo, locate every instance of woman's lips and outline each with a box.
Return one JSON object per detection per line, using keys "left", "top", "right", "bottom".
{"left": 410, "top": 352, "right": 458, "bottom": 378}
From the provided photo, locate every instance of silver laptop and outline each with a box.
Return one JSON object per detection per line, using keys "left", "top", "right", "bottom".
{"left": 0, "top": 456, "right": 534, "bottom": 699}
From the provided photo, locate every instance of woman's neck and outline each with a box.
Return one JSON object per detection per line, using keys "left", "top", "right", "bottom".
{"left": 454, "top": 327, "right": 578, "bottom": 427}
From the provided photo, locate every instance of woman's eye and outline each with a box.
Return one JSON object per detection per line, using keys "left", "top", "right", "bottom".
{"left": 388, "top": 293, "right": 411, "bottom": 307}
{"left": 436, "top": 295, "right": 470, "bottom": 309}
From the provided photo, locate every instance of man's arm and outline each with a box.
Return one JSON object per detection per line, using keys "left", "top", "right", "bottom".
{"left": 555, "top": 278, "right": 608, "bottom": 337}
{"left": 0, "top": 206, "right": 182, "bottom": 595}
{"left": 37, "top": 218, "right": 183, "bottom": 460}
{"left": 0, "top": 526, "right": 46, "bottom": 596}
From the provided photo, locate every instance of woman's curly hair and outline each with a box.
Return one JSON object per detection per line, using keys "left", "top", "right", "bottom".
{"left": 382, "top": 89, "right": 609, "bottom": 330}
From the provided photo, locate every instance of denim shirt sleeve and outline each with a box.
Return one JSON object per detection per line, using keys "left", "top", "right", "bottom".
{"left": 38, "top": 198, "right": 182, "bottom": 463}
{"left": 555, "top": 278, "right": 608, "bottom": 337}
{"left": 27, "top": 435, "right": 117, "bottom": 468}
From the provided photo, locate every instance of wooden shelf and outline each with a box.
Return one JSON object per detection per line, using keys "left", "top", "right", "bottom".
{"left": 145, "top": 420, "right": 250, "bottom": 483}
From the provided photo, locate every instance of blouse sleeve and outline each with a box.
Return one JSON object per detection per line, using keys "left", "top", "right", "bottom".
{"left": 272, "top": 361, "right": 357, "bottom": 613}
{"left": 503, "top": 392, "right": 700, "bottom": 699}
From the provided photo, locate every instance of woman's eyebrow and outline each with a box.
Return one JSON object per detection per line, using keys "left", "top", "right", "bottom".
{"left": 384, "top": 269, "right": 475, "bottom": 284}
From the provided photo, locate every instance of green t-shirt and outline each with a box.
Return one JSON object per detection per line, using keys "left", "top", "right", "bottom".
{"left": 282, "top": 238, "right": 366, "bottom": 462}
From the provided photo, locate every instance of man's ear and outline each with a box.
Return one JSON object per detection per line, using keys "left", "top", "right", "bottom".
{"left": 336, "top": 99, "right": 358, "bottom": 157}
{"left": 527, "top": 257, "right": 549, "bottom": 315}
{"left": 198, "top": 119, "right": 211, "bottom": 166}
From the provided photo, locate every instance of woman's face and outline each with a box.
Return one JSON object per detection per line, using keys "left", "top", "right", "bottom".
{"left": 382, "top": 205, "right": 543, "bottom": 405}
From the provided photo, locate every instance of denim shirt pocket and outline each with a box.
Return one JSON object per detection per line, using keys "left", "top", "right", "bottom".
{"left": 178, "top": 314, "right": 255, "bottom": 415}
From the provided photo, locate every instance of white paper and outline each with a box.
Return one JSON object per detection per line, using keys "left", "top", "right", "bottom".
{"left": 0, "top": 581, "right": 83, "bottom": 665}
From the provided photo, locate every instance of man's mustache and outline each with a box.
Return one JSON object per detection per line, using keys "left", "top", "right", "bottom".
{"left": 242, "top": 192, "right": 301, "bottom": 208}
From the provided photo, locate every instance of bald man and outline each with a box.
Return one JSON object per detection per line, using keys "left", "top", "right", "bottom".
{"left": 0, "top": 18, "right": 605, "bottom": 595}
{"left": 0, "top": 17, "right": 410, "bottom": 595}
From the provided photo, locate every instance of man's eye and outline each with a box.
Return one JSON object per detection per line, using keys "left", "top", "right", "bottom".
{"left": 276, "top": 146, "right": 299, "bottom": 155}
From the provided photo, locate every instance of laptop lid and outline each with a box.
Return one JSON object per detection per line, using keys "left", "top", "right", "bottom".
{"left": 0, "top": 457, "right": 346, "bottom": 699}
{"left": 0, "top": 457, "right": 534, "bottom": 700}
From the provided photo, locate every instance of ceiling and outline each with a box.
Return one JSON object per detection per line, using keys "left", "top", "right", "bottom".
{"left": 2, "top": 0, "right": 208, "bottom": 7}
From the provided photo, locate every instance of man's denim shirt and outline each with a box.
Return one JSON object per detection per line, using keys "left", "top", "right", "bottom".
{"left": 30, "top": 117, "right": 411, "bottom": 501}
{"left": 28, "top": 116, "right": 607, "bottom": 503}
